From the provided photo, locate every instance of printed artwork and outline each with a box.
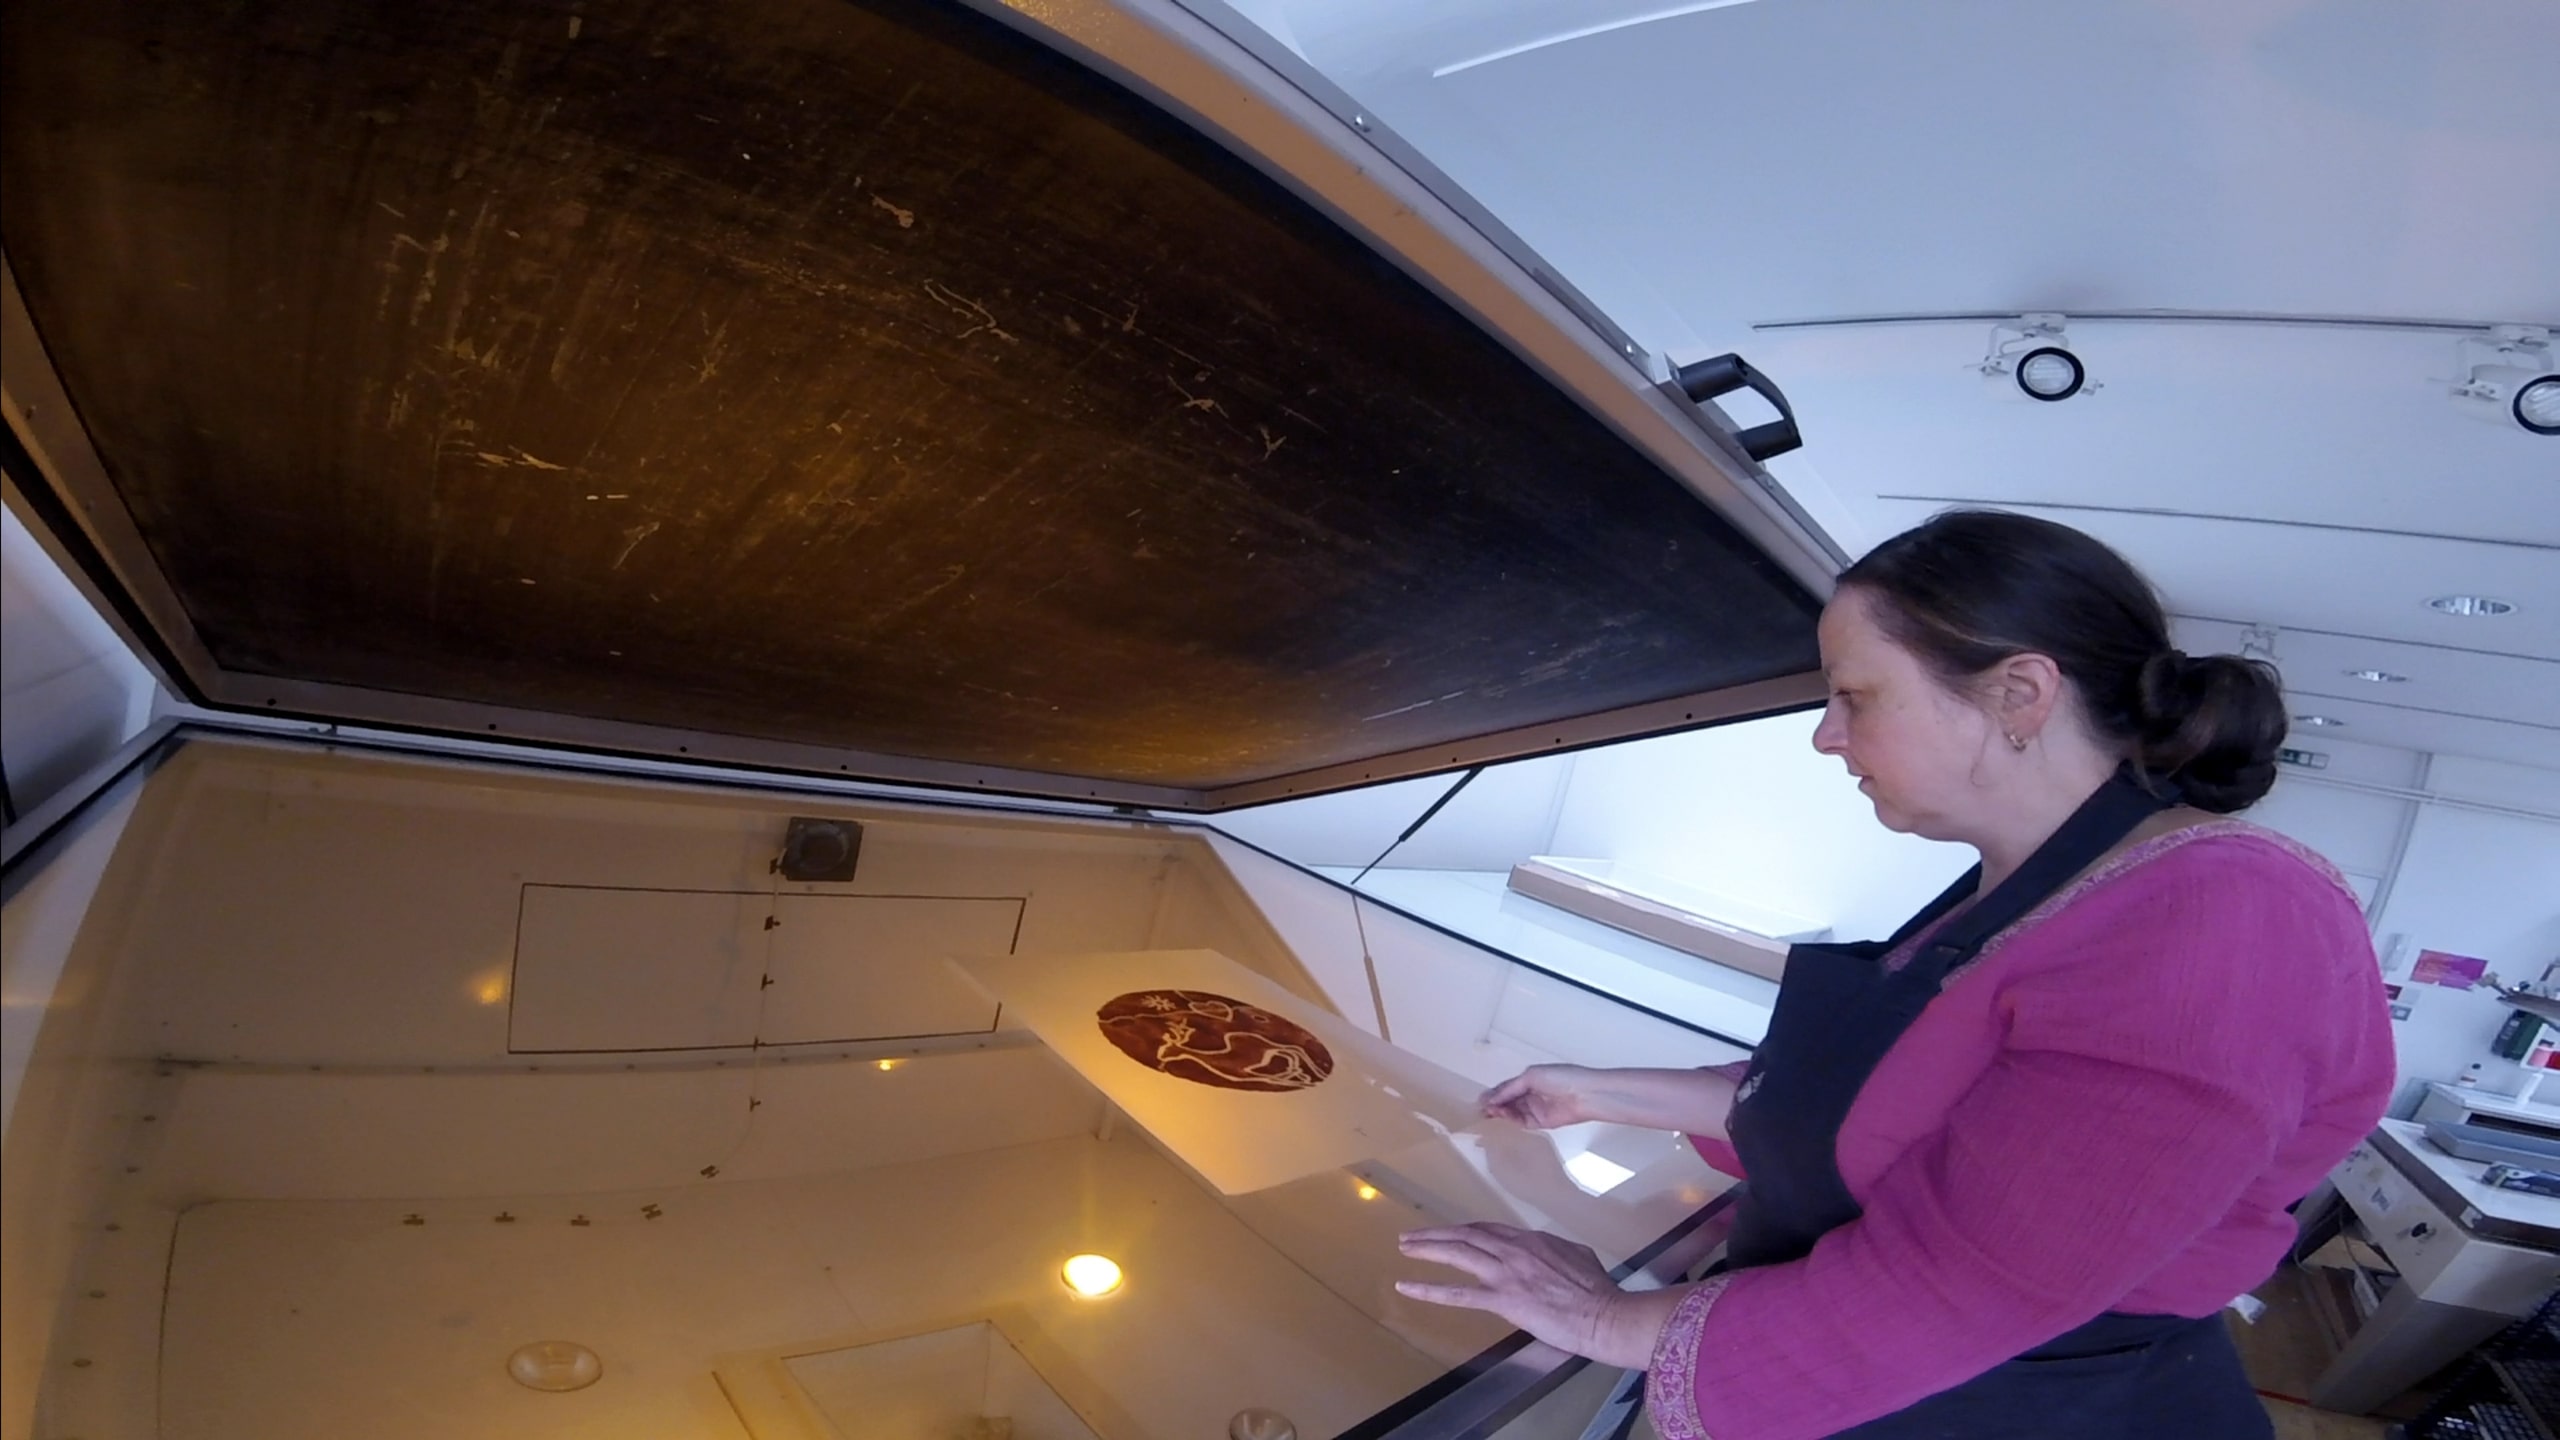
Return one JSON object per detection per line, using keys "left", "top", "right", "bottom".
{"left": 2410, "top": 950, "right": 2489, "bottom": 991}
{"left": 1095, "top": 989, "right": 1334, "bottom": 1093}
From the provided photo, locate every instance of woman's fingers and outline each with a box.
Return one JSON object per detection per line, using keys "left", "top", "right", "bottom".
{"left": 1394, "top": 1222, "right": 1636, "bottom": 1364}
{"left": 1397, "top": 1233, "right": 1506, "bottom": 1280}
{"left": 1394, "top": 1279, "right": 1495, "bottom": 1309}
{"left": 1478, "top": 1074, "right": 1533, "bottom": 1116}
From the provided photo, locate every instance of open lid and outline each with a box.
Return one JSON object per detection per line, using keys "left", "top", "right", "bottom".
{"left": 0, "top": 0, "right": 1829, "bottom": 810}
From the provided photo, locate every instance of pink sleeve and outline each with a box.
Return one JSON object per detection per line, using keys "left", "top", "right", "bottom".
{"left": 1686, "top": 1060, "right": 1752, "bottom": 1177}
{"left": 1646, "top": 864, "right": 2381, "bottom": 1440}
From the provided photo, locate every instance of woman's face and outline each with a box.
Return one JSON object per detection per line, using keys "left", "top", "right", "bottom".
{"left": 1811, "top": 588, "right": 2003, "bottom": 842}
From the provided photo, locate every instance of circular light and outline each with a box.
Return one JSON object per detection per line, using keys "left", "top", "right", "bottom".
{"left": 2516, "top": 375, "right": 2560, "bottom": 435}
{"left": 2429, "top": 595, "right": 2516, "bottom": 617}
{"left": 2014, "top": 346, "right": 2085, "bottom": 401}
{"left": 2295, "top": 715, "right": 2346, "bottom": 728}
{"left": 507, "top": 1341, "right": 603, "bottom": 1392}
{"left": 1061, "top": 1254, "right": 1124, "bottom": 1298}
{"left": 2345, "top": 669, "right": 2407, "bottom": 683}
{"left": 1354, "top": 1181, "right": 1381, "bottom": 1201}
{"left": 875, "top": 1058, "right": 903, "bottom": 1072}
{"left": 1231, "top": 1408, "right": 1300, "bottom": 1440}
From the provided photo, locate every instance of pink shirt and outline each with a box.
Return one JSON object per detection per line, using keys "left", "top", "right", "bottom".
{"left": 1652, "top": 821, "right": 2394, "bottom": 1440}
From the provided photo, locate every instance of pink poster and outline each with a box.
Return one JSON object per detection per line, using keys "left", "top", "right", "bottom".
{"left": 2410, "top": 950, "right": 2489, "bottom": 990}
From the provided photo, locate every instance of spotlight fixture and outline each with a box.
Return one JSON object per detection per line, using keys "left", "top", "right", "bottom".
{"left": 2448, "top": 327, "right": 2558, "bottom": 436}
{"left": 1977, "top": 314, "right": 2094, "bottom": 402}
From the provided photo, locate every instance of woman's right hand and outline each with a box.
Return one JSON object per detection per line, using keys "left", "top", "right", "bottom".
{"left": 1478, "top": 1064, "right": 1602, "bottom": 1130}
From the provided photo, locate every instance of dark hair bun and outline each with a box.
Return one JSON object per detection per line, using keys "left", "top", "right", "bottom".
{"left": 2133, "top": 651, "right": 2288, "bottom": 813}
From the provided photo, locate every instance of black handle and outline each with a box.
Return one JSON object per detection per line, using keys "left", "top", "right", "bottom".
{"left": 1673, "top": 352, "right": 1802, "bottom": 461}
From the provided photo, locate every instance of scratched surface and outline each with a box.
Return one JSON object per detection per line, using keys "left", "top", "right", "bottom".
{"left": 0, "top": 0, "right": 1820, "bottom": 792}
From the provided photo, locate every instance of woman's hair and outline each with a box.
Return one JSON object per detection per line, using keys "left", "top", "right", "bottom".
{"left": 1837, "top": 510, "right": 2287, "bottom": 813}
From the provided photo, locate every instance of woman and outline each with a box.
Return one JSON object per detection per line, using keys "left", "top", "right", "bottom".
{"left": 1395, "top": 511, "right": 2394, "bottom": 1439}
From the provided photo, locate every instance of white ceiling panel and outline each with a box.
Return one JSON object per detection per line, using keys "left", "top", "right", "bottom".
{"left": 1304, "top": 0, "right": 2560, "bottom": 349}
{"left": 2173, "top": 617, "right": 2560, "bottom": 772}
{"left": 1226, "top": 0, "right": 2560, "bottom": 769}
{"left": 1863, "top": 498, "right": 2559, "bottom": 653}
{"left": 1741, "top": 322, "right": 2560, "bottom": 546}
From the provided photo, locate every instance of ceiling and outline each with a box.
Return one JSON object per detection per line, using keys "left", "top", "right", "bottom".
{"left": 1223, "top": 0, "right": 2560, "bottom": 770}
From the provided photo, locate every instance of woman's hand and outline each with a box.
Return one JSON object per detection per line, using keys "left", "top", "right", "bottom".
{"left": 1478, "top": 1064, "right": 1745, "bottom": 1136}
{"left": 1478, "top": 1064, "right": 1602, "bottom": 1129}
{"left": 1395, "top": 1223, "right": 1662, "bottom": 1369}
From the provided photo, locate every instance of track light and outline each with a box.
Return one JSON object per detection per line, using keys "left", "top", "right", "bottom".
{"left": 1978, "top": 315, "right": 2094, "bottom": 402}
{"left": 2449, "top": 327, "right": 2557, "bottom": 436}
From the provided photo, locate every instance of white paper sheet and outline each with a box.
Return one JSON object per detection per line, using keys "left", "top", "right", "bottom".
{"left": 953, "top": 948, "right": 1481, "bottom": 1194}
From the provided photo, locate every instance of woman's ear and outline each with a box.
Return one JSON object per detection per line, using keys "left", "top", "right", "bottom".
{"left": 1988, "top": 651, "right": 2066, "bottom": 738}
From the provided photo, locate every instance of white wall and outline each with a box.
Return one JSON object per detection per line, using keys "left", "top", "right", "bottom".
{"left": 1545, "top": 709, "right": 1974, "bottom": 942}
{"left": 0, "top": 507, "right": 156, "bottom": 821}
{"left": 2241, "top": 737, "right": 2425, "bottom": 912}
{"left": 2364, "top": 756, "right": 2560, "bottom": 1115}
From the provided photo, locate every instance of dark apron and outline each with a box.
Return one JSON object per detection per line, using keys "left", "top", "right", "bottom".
{"left": 1715, "top": 770, "right": 2271, "bottom": 1439}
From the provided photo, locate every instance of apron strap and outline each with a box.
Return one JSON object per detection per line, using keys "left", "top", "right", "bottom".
{"left": 1906, "top": 767, "right": 2173, "bottom": 980}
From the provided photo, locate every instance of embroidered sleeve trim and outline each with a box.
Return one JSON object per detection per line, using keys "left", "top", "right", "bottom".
{"left": 1643, "top": 1275, "right": 1732, "bottom": 1440}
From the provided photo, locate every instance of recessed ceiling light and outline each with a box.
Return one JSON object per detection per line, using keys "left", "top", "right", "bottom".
{"left": 1231, "top": 1408, "right": 1300, "bottom": 1440}
{"left": 2344, "top": 669, "right": 2408, "bottom": 683}
{"left": 2429, "top": 595, "right": 2515, "bottom": 617}
{"left": 1061, "top": 1253, "right": 1124, "bottom": 1298}
{"left": 2295, "top": 715, "right": 2347, "bottom": 728}
{"left": 507, "top": 1341, "right": 603, "bottom": 1392}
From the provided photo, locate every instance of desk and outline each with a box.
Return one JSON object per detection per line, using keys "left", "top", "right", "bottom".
{"left": 2413, "top": 1082, "right": 2560, "bottom": 1133}
{"left": 2309, "top": 1121, "right": 2560, "bottom": 1412}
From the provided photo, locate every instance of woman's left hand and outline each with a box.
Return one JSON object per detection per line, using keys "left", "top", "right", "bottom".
{"left": 1395, "top": 1223, "right": 1660, "bottom": 1369}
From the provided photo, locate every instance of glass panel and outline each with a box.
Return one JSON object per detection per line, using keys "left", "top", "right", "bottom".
{"left": 2, "top": 734, "right": 1741, "bottom": 1440}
